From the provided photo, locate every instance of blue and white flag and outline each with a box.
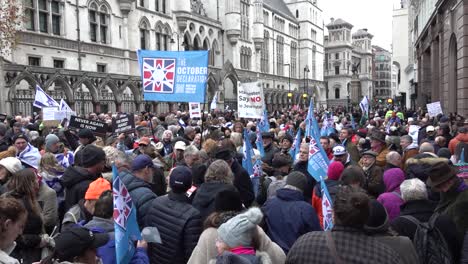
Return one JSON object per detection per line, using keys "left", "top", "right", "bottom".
{"left": 255, "top": 128, "right": 265, "bottom": 158}
{"left": 113, "top": 165, "right": 142, "bottom": 264}
{"left": 321, "top": 176, "right": 334, "bottom": 230}
{"left": 350, "top": 113, "right": 356, "bottom": 130}
{"left": 360, "top": 96, "right": 369, "bottom": 114}
{"left": 59, "top": 99, "right": 76, "bottom": 118}
{"left": 307, "top": 101, "right": 330, "bottom": 182}
{"left": 137, "top": 50, "right": 208, "bottom": 102}
{"left": 289, "top": 129, "right": 302, "bottom": 163}
{"left": 242, "top": 129, "right": 254, "bottom": 176}
{"left": 258, "top": 109, "right": 270, "bottom": 133}
{"left": 210, "top": 91, "right": 218, "bottom": 110}
{"left": 33, "top": 85, "right": 59, "bottom": 108}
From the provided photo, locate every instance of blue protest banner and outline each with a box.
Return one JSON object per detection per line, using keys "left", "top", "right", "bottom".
{"left": 137, "top": 50, "right": 209, "bottom": 103}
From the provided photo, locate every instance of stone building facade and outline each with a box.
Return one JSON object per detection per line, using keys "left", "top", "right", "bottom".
{"left": 410, "top": 0, "right": 468, "bottom": 116}
{"left": 372, "top": 45, "right": 393, "bottom": 101}
{"left": 324, "top": 18, "right": 374, "bottom": 108}
{"left": 1, "top": 0, "right": 326, "bottom": 116}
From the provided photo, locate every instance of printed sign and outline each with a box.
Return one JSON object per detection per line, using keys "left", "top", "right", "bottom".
{"left": 237, "top": 81, "right": 265, "bottom": 119}
{"left": 189, "top": 102, "right": 202, "bottom": 119}
{"left": 112, "top": 114, "right": 135, "bottom": 134}
{"left": 427, "top": 101, "right": 443, "bottom": 118}
{"left": 69, "top": 116, "right": 108, "bottom": 135}
{"left": 138, "top": 50, "right": 209, "bottom": 103}
{"left": 43, "top": 107, "right": 59, "bottom": 121}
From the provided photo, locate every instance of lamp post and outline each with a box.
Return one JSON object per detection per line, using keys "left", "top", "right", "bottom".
{"left": 284, "top": 63, "right": 292, "bottom": 107}
{"left": 303, "top": 65, "right": 310, "bottom": 106}
{"left": 170, "top": 32, "right": 180, "bottom": 51}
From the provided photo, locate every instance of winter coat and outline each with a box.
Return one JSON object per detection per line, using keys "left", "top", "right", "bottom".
{"left": 375, "top": 147, "right": 390, "bottom": 168}
{"left": 37, "top": 183, "right": 58, "bottom": 234}
{"left": 0, "top": 250, "right": 19, "bottom": 264}
{"left": 208, "top": 251, "right": 272, "bottom": 264}
{"left": 231, "top": 160, "right": 255, "bottom": 207}
{"left": 61, "top": 166, "right": 99, "bottom": 212}
{"left": 0, "top": 137, "right": 10, "bottom": 152}
{"left": 262, "top": 188, "right": 321, "bottom": 253}
{"left": 449, "top": 133, "right": 468, "bottom": 155}
{"left": 311, "top": 179, "right": 340, "bottom": 228}
{"left": 62, "top": 200, "right": 93, "bottom": 230}
{"left": 119, "top": 170, "right": 157, "bottom": 228}
{"left": 256, "top": 171, "right": 287, "bottom": 206}
{"left": 377, "top": 169, "right": 405, "bottom": 220}
{"left": 344, "top": 140, "right": 360, "bottom": 163}
{"left": 188, "top": 226, "right": 285, "bottom": 264}
{"left": 435, "top": 177, "right": 468, "bottom": 237}
{"left": 401, "top": 144, "right": 419, "bottom": 169}
{"left": 192, "top": 182, "right": 238, "bottom": 221}
{"left": 390, "top": 199, "right": 462, "bottom": 261}
{"left": 261, "top": 143, "right": 280, "bottom": 166}
{"left": 461, "top": 232, "right": 468, "bottom": 264}
{"left": 363, "top": 164, "right": 385, "bottom": 199}
{"left": 293, "top": 161, "right": 317, "bottom": 202}
{"left": 144, "top": 192, "right": 202, "bottom": 264}
{"left": 286, "top": 226, "right": 402, "bottom": 264}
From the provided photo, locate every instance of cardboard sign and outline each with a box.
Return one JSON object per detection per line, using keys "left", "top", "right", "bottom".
{"left": 189, "top": 102, "right": 202, "bottom": 118}
{"left": 237, "top": 81, "right": 265, "bottom": 119}
{"left": 69, "top": 116, "right": 108, "bottom": 135}
{"left": 43, "top": 107, "right": 59, "bottom": 121}
{"left": 427, "top": 101, "right": 443, "bottom": 118}
{"left": 112, "top": 114, "right": 135, "bottom": 134}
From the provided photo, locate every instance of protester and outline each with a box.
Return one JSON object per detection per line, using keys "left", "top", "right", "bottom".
{"left": 331, "top": 144, "right": 355, "bottom": 167}
{"left": 360, "top": 150, "right": 385, "bottom": 198}
{"left": 385, "top": 151, "right": 402, "bottom": 170}
{"left": 339, "top": 127, "right": 360, "bottom": 162}
{"left": 0, "top": 197, "right": 28, "bottom": 264}
{"left": 0, "top": 157, "right": 22, "bottom": 189}
{"left": 14, "top": 134, "right": 41, "bottom": 169}
{"left": 377, "top": 168, "right": 405, "bottom": 220}
{"left": 370, "top": 130, "right": 390, "bottom": 167}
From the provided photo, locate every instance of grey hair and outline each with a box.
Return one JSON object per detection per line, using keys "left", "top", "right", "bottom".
{"left": 184, "top": 145, "right": 199, "bottom": 158}
{"left": 386, "top": 151, "right": 401, "bottom": 164}
{"left": 184, "top": 126, "right": 195, "bottom": 136}
{"left": 400, "top": 179, "right": 428, "bottom": 201}
{"left": 204, "top": 159, "right": 233, "bottom": 184}
{"left": 168, "top": 125, "right": 179, "bottom": 136}
{"left": 162, "top": 130, "right": 173, "bottom": 139}
{"left": 230, "top": 132, "right": 242, "bottom": 148}
{"left": 300, "top": 143, "right": 309, "bottom": 149}
{"left": 400, "top": 135, "right": 413, "bottom": 144}
{"left": 419, "top": 142, "right": 435, "bottom": 154}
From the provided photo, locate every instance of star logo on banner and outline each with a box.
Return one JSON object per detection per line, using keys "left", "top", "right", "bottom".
{"left": 142, "top": 58, "right": 176, "bottom": 93}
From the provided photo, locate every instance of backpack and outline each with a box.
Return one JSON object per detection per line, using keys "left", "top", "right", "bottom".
{"left": 401, "top": 214, "right": 453, "bottom": 264}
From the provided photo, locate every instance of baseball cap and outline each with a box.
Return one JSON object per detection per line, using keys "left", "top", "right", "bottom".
{"left": 85, "top": 178, "right": 111, "bottom": 200}
{"left": 169, "top": 166, "right": 193, "bottom": 193}
{"left": 131, "top": 154, "right": 155, "bottom": 172}
{"left": 139, "top": 137, "right": 151, "bottom": 146}
{"left": 174, "top": 141, "right": 186, "bottom": 151}
{"left": 78, "top": 128, "right": 95, "bottom": 139}
{"left": 332, "top": 145, "right": 347, "bottom": 156}
{"left": 54, "top": 226, "right": 109, "bottom": 262}
{"left": 426, "top": 125, "right": 435, "bottom": 132}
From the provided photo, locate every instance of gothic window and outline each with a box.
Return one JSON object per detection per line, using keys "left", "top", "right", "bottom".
{"left": 335, "top": 88, "right": 340, "bottom": 99}
{"left": 139, "top": 19, "right": 149, "bottom": 49}
{"left": 290, "top": 41, "right": 297, "bottom": 78}
{"left": 296, "top": 10, "right": 299, "bottom": 18}
{"left": 261, "top": 31, "right": 269, "bottom": 73}
{"left": 241, "top": 0, "right": 249, "bottom": 40}
{"left": 155, "top": 26, "right": 162, "bottom": 50}
{"left": 240, "top": 46, "right": 252, "bottom": 70}
{"left": 89, "top": 2, "right": 110, "bottom": 43}
{"left": 312, "top": 48, "right": 316, "bottom": 79}
{"left": 263, "top": 11, "right": 269, "bottom": 26}
{"left": 24, "top": 0, "right": 62, "bottom": 35}
{"left": 311, "top": 29, "right": 316, "bottom": 42}
{"left": 276, "top": 36, "right": 284, "bottom": 76}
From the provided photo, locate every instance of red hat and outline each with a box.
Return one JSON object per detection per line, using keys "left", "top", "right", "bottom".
{"left": 327, "top": 161, "right": 345, "bottom": 181}
{"left": 85, "top": 178, "right": 111, "bottom": 200}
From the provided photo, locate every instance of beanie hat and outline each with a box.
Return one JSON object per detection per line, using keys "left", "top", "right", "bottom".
{"left": 437, "top": 148, "right": 451, "bottom": 160}
{"left": 76, "top": 145, "right": 106, "bottom": 168}
{"left": 217, "top": 207, "right": 263, "bottom": 248}
{"left": 78, "top": 129, "right": 96, "bottom": 142}
{"left": 214, "top": 190, "right": 243, "bottom": 213}
{"left": 285, "top": 171, "right": 307, "bottom": 192}
{"left": 272, "top": 153, "right": 292, "bottom": 168}
{"left": 282, "top": 133, "right": 294, "bottom": 144}
{"left": 85, "top": 178, "right": 111, "bottom": 200}
{"left": 45, "top": 134, "right": 60, "bottom": 151}
{"left": 328, "top": 161, "right": 345, "bottom": 181}
{"left": 0, "top": 157, "right": 22, "bottom": 174}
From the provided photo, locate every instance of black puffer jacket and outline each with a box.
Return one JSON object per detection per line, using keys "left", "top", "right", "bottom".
{"left": 262, "top": 143, "right": 280, "bottom": 166}
{"left": 119, "top": 170, "right": 157, "bottom": 228}
{"left": 61, "top": 166, "right": 99, "bottom": 212}
{"left": 293, "top": 160, "right": 317, "bottom": 202}
{"left": 145, "top": 192, "right": 202, "bottom": 264}
{"left": 192, "top": 182, "right": 237, "bottom": 222}
{"left": 231, "top": 160, "right": 254, "bottom": 207}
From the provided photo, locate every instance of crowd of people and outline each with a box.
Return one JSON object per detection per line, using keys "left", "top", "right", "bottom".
{"left": 0, "top": 106, "right": 467, "bottom": 264}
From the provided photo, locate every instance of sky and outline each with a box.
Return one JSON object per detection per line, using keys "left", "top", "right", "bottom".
{"left": 320, "top": 0, "right": 402, "bottom": 51}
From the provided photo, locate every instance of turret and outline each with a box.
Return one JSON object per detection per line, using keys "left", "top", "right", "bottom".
{"left": 225, "top": 0, "right": 241, "bottom": 44}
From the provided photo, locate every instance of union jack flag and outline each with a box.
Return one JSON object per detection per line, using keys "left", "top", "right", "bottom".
{"left": 142, "top": 58, "right": 176, "bottom": 93}
{"left": 113, "top": 175, "right": 133, "bottom": 230}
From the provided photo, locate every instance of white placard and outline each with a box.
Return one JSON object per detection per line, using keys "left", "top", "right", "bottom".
{"left": 426, "top": 101, "right": 443, "bottom": 118}
{"left": 189, "top": 102, "right": 202, "bottom": 118}
{"left": 237, "top": 81, "right": 265, "bottom": 119}
{"left": 43, "top": 107, "right": 59, "bottom": 121}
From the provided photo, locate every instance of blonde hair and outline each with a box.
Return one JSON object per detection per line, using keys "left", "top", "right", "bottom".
{"left": 39, "top": 152, "right": 64, "bottom": 174}
{"left": 205, "top": 160, "right": 233, "bottom": 184}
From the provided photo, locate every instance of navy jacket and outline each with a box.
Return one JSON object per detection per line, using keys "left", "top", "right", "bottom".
{"left": 262, "top": 188, "right": 322, "bottom": 253}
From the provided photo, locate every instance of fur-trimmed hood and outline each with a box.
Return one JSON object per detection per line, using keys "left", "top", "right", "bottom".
{"left": 406, "top": 156, "right": 449, "bottom": 181}
{"left": 208, "top": 251, "right": 272, "bottom": 264}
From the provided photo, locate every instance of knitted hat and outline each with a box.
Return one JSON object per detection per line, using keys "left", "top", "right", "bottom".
{"left": 427, "top": 160, "right": 457, "bottom": 187}
{"left": 437, "top": 148, "right": 451, "bottom": 160}
{"left": 217, "top": 207, "right": 263, "bottom": 248}
{"left": 85, "top": 178, "right": 111, "bottom": 200}
{"left": 45, "top": 134, "right": 60, "bottom": 151}
{"left": 285, "top": 171, "right": 307, "bottom": 192}
{"left": 214, "top": 190, "right": 243, "bottom": 212}
{"left": 272, "top": 153, "right": 292, "bottom": 168}
{"left": 327, "top": 161, "right": 344, "bottom": 181}
{"left": 0, "top": 157, "right": 22, "bottom": 174}
{"left": 78, "top": 129, "right": 95, "bottom": 140}
{"left": 76, "top": 145, "right": 106, "bottom": 168}
{"left": 282, "top": 133, "right": 294, "bottom": 144}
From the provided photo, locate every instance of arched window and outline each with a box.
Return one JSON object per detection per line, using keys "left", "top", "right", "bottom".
{"left": 261, "top": 31, "right": 269, "bottom": 73}
{"left": 163, "top": 26, "right": 170, "bottom": 50}
{"left": 24, "top": 0, "right": 63, "bottom": 35}
{"left": 241, "top": 0, "right": 250, "bottom": 40}
{"left": 155, "top": 25, "right": 162, "bottom": 50}
{"left": 335, "top": 88, "right": 340, "bottom": 99}
{"left": 296, "top": 10, "right": 299, "bottom": 18}
{"left": 290, "top": 41, "right": 297, "bottom": 78}
{"left": 89, "top": 2, "right": 110, "bottom": 43}
{"left": 276, "top": 36, "right": 284, "bottom": 75}
{"left": 210, "top": 40, "right": 219, "bottom": 66}
{"left": 240, "top": 46, "right": 252, "bottom": 70}
{"left": 139, "top": 19, "right": 149, "bottom": 49}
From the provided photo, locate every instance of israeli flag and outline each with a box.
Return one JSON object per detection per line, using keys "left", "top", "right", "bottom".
{"left": 60, "top": 99, "right": 76, "bottom": 115}
{"left": 33, "top": 85, "right": 59, "bottom": 109}
{"left": 210, "top": 91, "right": 218, "bottom": 110}
{"left": 359, "top": 96, "right": 369, "bottom": 114}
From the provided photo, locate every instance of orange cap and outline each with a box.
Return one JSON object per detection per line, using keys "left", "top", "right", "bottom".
{"left": 85, "top": 178, "right": 111, "bottom": 200}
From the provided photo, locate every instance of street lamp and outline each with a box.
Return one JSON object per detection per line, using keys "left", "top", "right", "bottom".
{"left": 170, "top": 32, "right": 180, "bottom": 51}
{"left": 284, "top": 63, "right": 291, "bottom": 107}
{"left": 303, "top": 65, "right": 310, "bottom": 106}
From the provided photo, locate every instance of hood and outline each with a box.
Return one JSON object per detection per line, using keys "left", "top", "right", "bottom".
{"left": 383, "top": 168, "right": 405, "bottom": 192}
{"left": 84, "top": 217, "right": 114, "bottom": 232}
{"left": 456, "top": 133, "right": 468, "bottom": 142}
{"left": 276, "top": 188, "right": 304, "bottom": 201}
{"left": 61, "top": 166, "right": 97, "bottom": 188}
{"left": 405, "top": 157, "right": 448, "bottom": 181}
{"left": 194, "top": 182, "right": 234, "bottom": 208}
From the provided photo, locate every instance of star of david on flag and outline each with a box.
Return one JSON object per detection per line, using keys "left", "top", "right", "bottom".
{"left": 33, "top": 85, "right": 59, "bottom": 109}
{"left": 142, "top": 58, "right": 176, "bottom": 93}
